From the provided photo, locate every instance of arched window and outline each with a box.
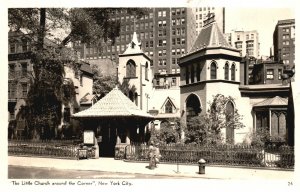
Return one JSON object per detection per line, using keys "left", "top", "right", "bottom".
{"left": 145, "top": 62, "right": 149, "bottom": 80}
{"left": 126, "top": 60, "right": 136, "bottom": 78}
{"left": 210, "top": 62, "right": 217, "bottom": 80}
{"left": 191, "top": 65, "right": 195, "bottom": 83}
{"left": 196, "top": 64, "right": 201, "bottom": 81}
{"left": 225, "top": 101, "right": 234, "bottom": 144}
{"left": 231, "top": 63, "right": 235, "bottom": 81}
{"left": 224, "top": 62, "right": 229, "bottom": 80}
{"left": 165, "top": 100, "right": 173, "bottom": 113}
{"left": 186, "top": 94, "right": 201, "bottom": 120}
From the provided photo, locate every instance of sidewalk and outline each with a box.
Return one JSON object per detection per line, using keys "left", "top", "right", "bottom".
{"left": 8, "top": 156, "right": 294, "bottom": 180}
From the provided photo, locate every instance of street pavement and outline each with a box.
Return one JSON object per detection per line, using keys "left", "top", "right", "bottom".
{"left": 8, "top": 156, "right": 294, "bottom": 180}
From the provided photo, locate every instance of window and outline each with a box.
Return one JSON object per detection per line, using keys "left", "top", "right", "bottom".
{"left": 278, "top": 69, "right": 282, "bottom": 80}
{"left": 210, "top": 62, "right": 217, "bottom": 79}
{"left": 181, "top": 38, "right": 185, "bottom": 45}
{"left": 21, "top": 62, "right": 27, "bottom": 77}
{"left": 145, "top": 23, "right": 148, "bottom": 29}
{"left": 172, "top": 19, "right": 176, "bottom": 26}
{"left": 158, "top": 40, "right": 162, "bottom": 47}
{"left": 145, "top": 41, "right": 149, "bottom": 48}
{"left": 149, "top": 22, "right": 153, "bottom": 29}
{"left": 172, "top": 38, "right": 176, "bottom": 45}
{"left": 158, "top": 11, "right": 162, "bottom": 17}
{"left": 225, "top": 63, "right": 229, "bottom": 80}
{"left": 162, "top": 11, "right": 166, "bottom": 17}
{"left": 177, "top": 28, "right": 180, "bottom": 35}
{"left": 163, "top": 49, "right": 166, "bottom": 55}
{"left": 150, "top": 41, "right": 153, "bottom": 48}
{"left": 149, "top": 12, "right": 153, "bottom": 18}
{"left": 225, "top": 101, "right": 235, "bottom": 144}
{"left": 172, "top": 77, "right": 176, "bottom": 86}
{"left": 185, "top": 66, "right": 189, "bottom": 84}
{"left": 10, "top": 42, "right": 16, "bottom": 53}
{"left": 191, "top": 65, "right": 195, "bottom": 83}
{"left": 177, "top": 38, "right": 181, "bottom": 45}
{"left": 165, "top": 101, "right": 173, "bottom": 113}
{"left": 22, "top": 39, "right": 28, "bottom": 52}
{"left": 172, "top": 28, "right": 176, "bottom": 35}
{"left": 172, "top": 49, "right": 176, "bottom": 55}
{"left": 22, "top": 83, "right": 27, "bottom": 97}
{"left": 177, "top": 48, "right": 180, "bottom": 55}
{"left": 158, "top": 20, "right": 162, "bottom": 27}
{"left": 145, "top": 62, "right": 149, "bottom": 80}
{"left": 150, "top": 31, "right": 153, "bottom": 38}
{"left": 172, "top": 58, "right": 176, "bottom": 64}
{"left": 9, "top": 63, "right": 15, "bottom": 73}
{"left": 172, "top": 9, "right": 176, "bottom": 15}
{"left": 231, "top": 64, "right": 235, "bottom": 81}
{"left": 196, "top": 64, "right": 201, "bottom": 81}
{"left": 181, "top": 18, "right": 185, "bottom": 25}
{"left": 181, "top": 48, "right": 185, "bottom": 54}
{"left": 162, "top": 20, "right": 167, "bottom": 27}
{"left": 126, "top": 60, "right": 136, "bottom": 77}
{"left": 158, "top": 50, "right": 162, "bottom": 56}
{"left": 266, "top": 69, "right": 274, "bottom": 79}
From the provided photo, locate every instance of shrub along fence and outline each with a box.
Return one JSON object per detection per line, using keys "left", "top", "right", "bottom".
{"left": 8, "top": 139, "right": 82, "bottom": 159}
{"left": 125, "top": 143, "right": 294, "bottom": 169}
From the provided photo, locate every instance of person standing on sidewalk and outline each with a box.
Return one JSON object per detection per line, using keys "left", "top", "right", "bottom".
{"left": 154, "top": 143, "right": 161, "bottom": 168}
{"left": 148, "top": 141, "right": 156, "bottom": 169}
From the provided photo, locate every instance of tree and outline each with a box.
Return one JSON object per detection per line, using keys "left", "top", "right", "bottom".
{"left": 8, "top": 8, "right": 148, "bottom": 140}
{"left": 185, "top": 94, "right": 245, "bottom": 145}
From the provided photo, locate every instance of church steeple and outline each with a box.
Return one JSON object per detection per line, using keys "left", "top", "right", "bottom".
{"left": 123, "top": 31, "right": 142, "bottom": 54}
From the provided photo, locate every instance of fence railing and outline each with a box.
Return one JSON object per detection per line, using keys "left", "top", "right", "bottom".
{"left": 8, "top": 139, "right": 81, "bottom": 159}
{"left": 125, "top": 143, "right": 294, "bottom": 169}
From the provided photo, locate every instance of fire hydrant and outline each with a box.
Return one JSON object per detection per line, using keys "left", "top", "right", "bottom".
{"left": 198, "top": 159, "right": 206, "bottom": 174}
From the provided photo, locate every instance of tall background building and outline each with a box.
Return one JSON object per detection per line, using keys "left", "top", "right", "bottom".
{"left": 191, "top": 7, "right": 225, "bottom": 34}
{"left": 273, "top": 19, "right": 295, "bottom": 69}
{"left": 225, "top": 30, "right": 260, "bottom": 58}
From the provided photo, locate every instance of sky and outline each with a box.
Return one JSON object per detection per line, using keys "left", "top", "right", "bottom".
{"left": 225, "top": 8, "right": 295, "bottom": 56}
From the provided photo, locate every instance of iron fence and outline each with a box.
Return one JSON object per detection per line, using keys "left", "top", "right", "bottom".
{"left": 8, "top": 139, "right": 81, "bottom": 159}
{"left": 125, "top": 143, "right": 294, "bottom": 169}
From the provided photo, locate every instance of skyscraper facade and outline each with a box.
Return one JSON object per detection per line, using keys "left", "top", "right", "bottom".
{"left": 273, "top": 19, "right": 295, "bottom": 69}
{"left": 191, "top": 6, "right": 225, "bottom": 34}
{"left": 225, "top": 30, "right": 260, "bottom": 58}
{"left": 73, "top": 8, "right": 197, "bottom": 78}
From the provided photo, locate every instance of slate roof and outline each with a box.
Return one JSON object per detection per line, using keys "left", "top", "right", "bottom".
{"left": 253, "top": 96, "right": 288, "bottom": 107}
{"left": 73, "top": 87, "right": 153, "bottom": 118}
{"left": 189, "top": 21, "right": 231, "bottom": 53}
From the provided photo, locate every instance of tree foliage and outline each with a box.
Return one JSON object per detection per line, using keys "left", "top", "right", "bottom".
{"left": 185, "top": 94, "right": 245, "bottom": 145}
{"left": 9, "top": 8, "right": 148, "bottom": 140}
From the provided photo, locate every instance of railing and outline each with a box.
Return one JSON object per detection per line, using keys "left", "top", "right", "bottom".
{"left": 8, "top": 139, "right": 82, "bottom": 159}
{"left": 125, "top": 143, "right": 294, "bottom": 169}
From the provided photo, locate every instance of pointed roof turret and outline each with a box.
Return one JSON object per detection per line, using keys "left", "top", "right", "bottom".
{"left": 123, "top": 32, "right": 143, "bottom": 54}
{"left": 188, "top": 13, "right": 231, "bottom": 54}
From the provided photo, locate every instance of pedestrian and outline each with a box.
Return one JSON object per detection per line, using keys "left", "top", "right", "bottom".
{"left": 148, "top": 141, "right": 156, "bottom": 169}
{"left": 154, "top": 143, "right": 161, "bottom": 167}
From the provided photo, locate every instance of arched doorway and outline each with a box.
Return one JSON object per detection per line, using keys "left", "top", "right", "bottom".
{"left": 186, "top": 94, "right": 201, "bottom": 120}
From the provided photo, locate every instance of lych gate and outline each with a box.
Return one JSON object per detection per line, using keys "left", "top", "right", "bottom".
{"left": 72, "top": 87, "right": 153, "bottom": 158}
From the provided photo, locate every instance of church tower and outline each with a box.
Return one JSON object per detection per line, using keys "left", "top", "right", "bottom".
{"left": 118, "top": 32, "right": 153, "bottom": 112}
{"left": 179, "top": 13, "right": 244, "bottom": 143}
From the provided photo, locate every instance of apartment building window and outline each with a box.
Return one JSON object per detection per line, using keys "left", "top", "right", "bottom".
{"left": 158, "top": 59, "right": 162, "bottom": 66}
{"left": 162, "top": 20, "right": 167, "bottom": 27}
{"left": 196, "top": 15, "right": 198, "bottom": 20}
{"left": 121, "top": 35, "right": 125, "bottom": 41}
{"left": 158, "top": 11, "right": 162, "bottom": 17}
{"left": 158, "top": 50, "right": 162, "bottom": 56}
{"left": 278, "top": 69, "right": 282, "bottom": 80}
{"left": 237, "top": 35, "right": 240, "bottom": 41}
{"left": 176, "top": 28, "right": 180, "bottom": 35}
{"left": 135, "top": 23, "right": 139, "bottom": 30}
{"left": 200, "top": 8, "right": 202, "bottom": 11}
{"left": 145, "top": 23, "right": 148, "bottom": 29}
{"left": 150, "top": 22, "right": 153, "bottom": 29}
{"left": 181, "top": 18, "right": 185, "bottom": 25}
{"left": 177, "top": 38, "right": 181, "bottom": 45}
{"left": 150, "top": 41, "right": 153, "bottom": 48}
{"left": 162, "top": 40, "right": 167, "bottom": 46}
{"left": 163, "top": 59, "right": 167, "bottom": 65}
{"left": 158, "top": 30, "right": 163, "bottom": 37}
{"left": 283, "top": 28, "right": 290, "bottom": 32}
{"left": 246, "top": 34, "right": 249, "bottom": 40}
{"left": 158, "top": 40, "right": 162, "bottom": 47}
{"left": 235, "top": 42, "right": 242, "bottom": 49}
{"left": 181, "top": 28, "right": 185, "bottom": 35}
{"left": 266, "top": 69, "right": 274, "bottom": 79}
{"left": 200, "top": 14, "right": 202, "bottom": 19}
{"left": 172, "top": 58, "right": 176, "bottom": 64}
{"left": 177, "top": 48, "right": 180, "bottom": 55}
{"left": 145, "top": 32, "right": 149, "bottom": 39}
{"left": 172, "top": 77, "right": 177, "bottom": 85}
{"left": 283, "top": 34, "right": 290, "bottom": 39}
{"left": 172, "top": 9, "right": 176, "bottom": 15}
{"left": 181, "top": 38, "right": 185, "bottom": 45}
{"left": 251, "top": 34, "right": 254, "bottom": 39}
{"left": 149, "top": 51, "right": 153, "bottom": 56}
{"left": 172, "top": 39, "right": 176, "bottom": 45}
{"left": 121, "top": 45, "right": 125, "bottom": 51}
{"left": 172, "top": 19, "right": 176, "bottom": 26}
{"left": 196, "top": 23, "right": 198, "bottom": 28}
{"left": 163, "top": 49, "right": 166, "bottom": 56}
{"left": 283, "top": 41, "right": 289, "bottom": 45}
{"left": 176, "top": 9, "right": 180, "bottom": 15}
{"left": 158, "top": 21, "right": 162, "bottom": 27}
{"left": 150, "top": 31, "right": 153, "bottom": 38}
{"left": 181, "top": 8, "right": 185, "bottom": 14}
{"left": 172, "top": 49, "right": 176, "bottom": 55}
{"left": 162, "top": 10, "right": 166, "bottom": 17}
{"left": 181, "top": 48, "right": 185, "bottom": 54}
{"left": 176, "top": 19, "right": 180, "bottom": 25}
{"left": 22, "top": 83, "right": 27, "bottom": 97}
{"left": 112, "top": 46, "right": 115, "bottom": 52}
{"left": 141, "top": 32, "right": 144, "bottom": 39}
{"left": 149, "top": 12, "right": 153, "bottom": 18}
{"left": 172, "top": 28, "right": 176, "bottom": 35}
